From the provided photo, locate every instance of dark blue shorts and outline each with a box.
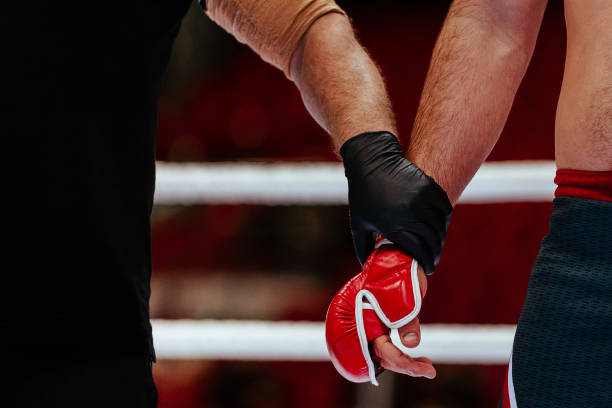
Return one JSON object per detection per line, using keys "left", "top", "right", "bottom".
{"left": 500, "top": 197, "right": 612, "bottom": 407}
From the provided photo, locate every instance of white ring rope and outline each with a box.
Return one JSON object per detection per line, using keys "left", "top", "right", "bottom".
{"left": 154, "top": 160, "right": 556, "bottom": 205}
{"left": 152, "top": 320, "right": 515, "bottom": 364}
{"left": 152, "top": 161, "right": 536, "bottom": 364}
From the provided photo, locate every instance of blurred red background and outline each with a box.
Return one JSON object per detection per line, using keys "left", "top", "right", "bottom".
{"left": 151, "top": 1, "right": 566, "bottom": 407}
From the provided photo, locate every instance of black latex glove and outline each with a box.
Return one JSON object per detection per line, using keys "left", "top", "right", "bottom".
{"left": 340, "top": 131, "right": 452, "bottom": 275}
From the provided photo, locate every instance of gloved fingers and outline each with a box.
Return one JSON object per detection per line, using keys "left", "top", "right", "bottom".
{"left": 375, "top": 264, "right": 428, "bottom": 355}
{"left": 373, "top": 335, "right": 436, "bottom": 379}
{"left": 349, "top": 219, "right": 375, "bottom": 265}
{"left": 387, "top": 230, "right": 434, "bottom": 275}
{"left": 397, "top": 317, "right": 421, "bottom": 348}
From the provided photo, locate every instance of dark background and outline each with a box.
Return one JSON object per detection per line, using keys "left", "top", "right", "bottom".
{"left": 151, "top": 1, "right": 566, "bottom": 407}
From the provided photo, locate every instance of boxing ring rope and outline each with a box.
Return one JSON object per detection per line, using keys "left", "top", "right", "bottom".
{"left": 155, "top": 160, "right": 556, "bottom": 205}
{"left": 152, "top": 160, "right": 550, "bottom": 363}
{"left": 152, "top": 320, "right": 515, "bottom": 364}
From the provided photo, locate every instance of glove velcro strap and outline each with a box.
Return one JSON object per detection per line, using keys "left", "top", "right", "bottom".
{"left": 354, "top": 258, "right": 421, "bottom": 385}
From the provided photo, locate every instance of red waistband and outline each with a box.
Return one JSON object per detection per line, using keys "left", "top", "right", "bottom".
{"left": 554, "top": 169, "right": 612, "bottom": 202}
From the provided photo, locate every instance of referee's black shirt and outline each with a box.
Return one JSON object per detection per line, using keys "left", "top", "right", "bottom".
{"left": 1, "top": 1, "right": 193, "bottom": 359}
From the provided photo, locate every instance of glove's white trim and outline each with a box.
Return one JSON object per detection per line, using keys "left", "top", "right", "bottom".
{"left": 354, "top": 258, "right": 421, "bottom": 385}
{"left": 375, "top": 238, "right": 393, "bottom": 248}
{"left": 354, "top": 293, "right": 379, "bottom": 385}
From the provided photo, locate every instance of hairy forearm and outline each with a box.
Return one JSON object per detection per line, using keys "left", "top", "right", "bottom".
{"left": 290, "top": 13, "right": 396, "bottom": 149}
{"left": 408, "top": 0, "right": 546, "bottom": 204}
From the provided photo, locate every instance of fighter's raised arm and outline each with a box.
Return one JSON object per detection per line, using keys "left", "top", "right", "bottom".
{"left": 366, "top": 0, "right": 549, "bottom": 380}
{"left": 377, "top": 1, "right": 612, "bottom": 404}
{"left": 409, "top": 0, "right": 548, "bottom": 204}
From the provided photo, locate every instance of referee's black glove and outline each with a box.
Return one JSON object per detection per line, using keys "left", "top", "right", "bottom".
{"left": 339, "top": 131, "right": 453, "bottom": 275}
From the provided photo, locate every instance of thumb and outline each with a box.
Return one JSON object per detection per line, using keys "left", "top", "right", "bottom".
{"left": 397, "top": 317, "right": 422, "bottom": 349}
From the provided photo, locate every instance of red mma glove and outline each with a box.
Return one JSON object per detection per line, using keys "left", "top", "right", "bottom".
{"left": 325, "top": 238, "right": 424, "bottom": 385}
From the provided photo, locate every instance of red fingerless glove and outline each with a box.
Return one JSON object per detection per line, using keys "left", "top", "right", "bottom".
{"left": 325, "top": 238, "right": 423, "bottom": 385}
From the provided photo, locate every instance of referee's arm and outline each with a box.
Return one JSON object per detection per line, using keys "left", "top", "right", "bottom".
{"left": 205, "top": 0, "right": 397, "bottom": 149}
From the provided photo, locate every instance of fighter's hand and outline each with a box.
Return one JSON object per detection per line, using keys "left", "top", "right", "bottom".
{"left": 371, "top": 266, "right": 436, "bottom": 379}
{"left": 326, "top": 240, "right": 435, "bottom": 385}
